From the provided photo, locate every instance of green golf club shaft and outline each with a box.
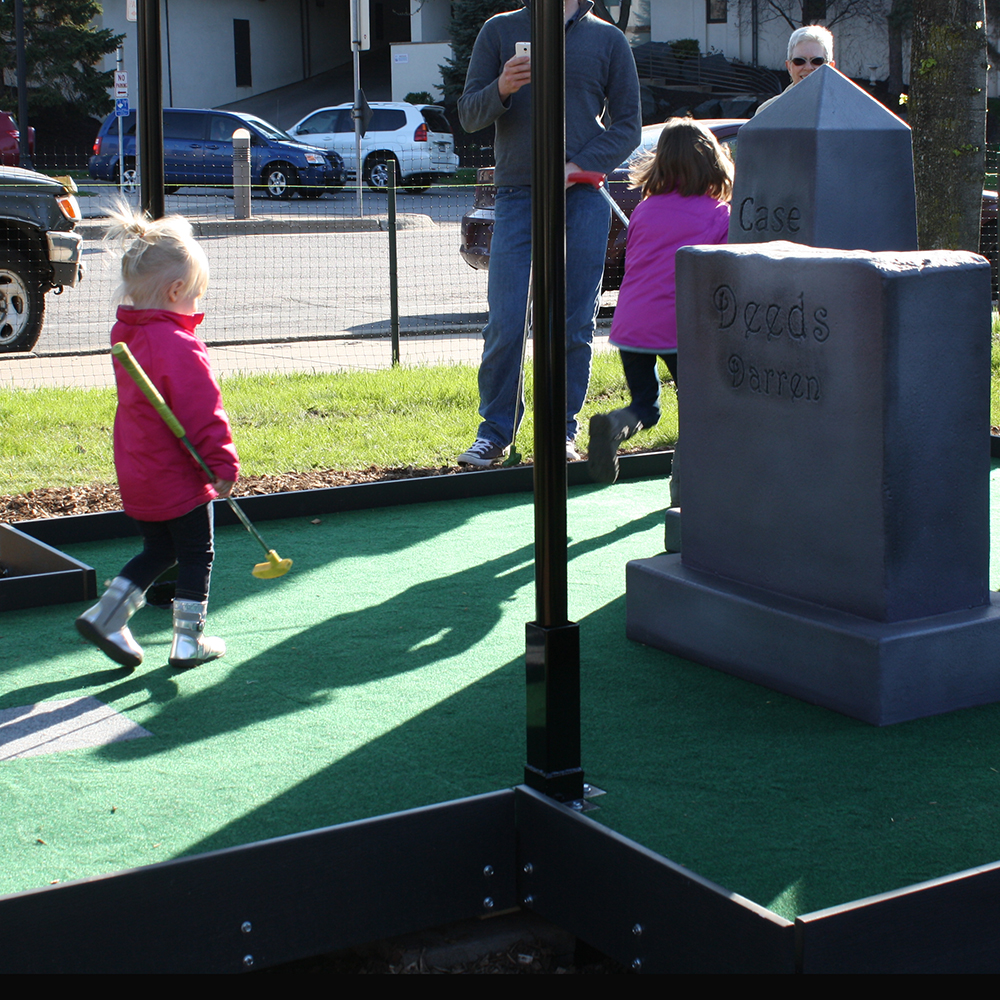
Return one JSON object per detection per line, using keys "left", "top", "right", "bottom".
{"left": 111, "top": 341, "right": 272, "bottom": 557}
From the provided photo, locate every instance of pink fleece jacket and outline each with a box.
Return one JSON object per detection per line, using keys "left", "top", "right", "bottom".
{"left": 609, "top": 191, "right": 731, "bottom": 353}
{"left": 111, "top": 307, "right": 239, "bottom": 522}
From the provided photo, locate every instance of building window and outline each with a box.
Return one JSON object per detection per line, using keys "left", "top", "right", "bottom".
{"left": 234, "top": 19, "right": 252, "bottom": 88}
{"left": 707, "top": 0, "right": 727, "bottom": 23}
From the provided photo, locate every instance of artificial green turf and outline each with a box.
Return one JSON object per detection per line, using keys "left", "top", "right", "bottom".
{"left": 2, "top": 475, "right": 1000, "bottom": 921}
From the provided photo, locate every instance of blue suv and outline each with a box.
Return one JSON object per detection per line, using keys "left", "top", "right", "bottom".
{"left": 89, "top": 108, "right": 344, "bottom": 198}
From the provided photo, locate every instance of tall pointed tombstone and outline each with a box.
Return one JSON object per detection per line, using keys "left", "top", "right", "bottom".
{"left": 628, "top": 68, "right": 999, "bottom": 725}
{"left": 665, "top": 67, "right": 918, "bottom": 551}
{"left": 729, "top": 65, "right": 917, "bottom": 251}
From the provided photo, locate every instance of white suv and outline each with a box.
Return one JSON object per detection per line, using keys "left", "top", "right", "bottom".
{"left": 287, "top": 102, "right": 459, "bottom": 193}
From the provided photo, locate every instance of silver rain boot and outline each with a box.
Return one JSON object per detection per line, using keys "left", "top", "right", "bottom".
{"left": 75, "top": 576, "right": 146, "bottom": 669}
{"left": 587, "top": 408, "right": 642, "bottom": 484}
{"left": 169, "top": 600, "right": 226, "bottom": 669}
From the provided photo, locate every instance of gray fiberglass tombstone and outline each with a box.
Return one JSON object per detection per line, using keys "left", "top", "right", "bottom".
{"left": 664, "top": 64, "right": 917, "bottom": 553}
{"left": 627, "top": 243, "right": 998, "bottom": 725}
{"left": 729, "top": 64, "right": 917, "bottom": 252}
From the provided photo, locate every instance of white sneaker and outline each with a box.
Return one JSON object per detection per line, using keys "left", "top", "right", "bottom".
{"left": 566, "top": 439, "right": 581, "bottom": 462}
{"left": 457, "top": 438, "right": 507, "bottom": 468}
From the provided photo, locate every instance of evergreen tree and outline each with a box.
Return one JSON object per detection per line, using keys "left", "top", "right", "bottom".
{"left": 439, "top": 0, "right": 522, "bottom": 108}
{"left": 0, "top": 1, "right": 122, "bottom": 117}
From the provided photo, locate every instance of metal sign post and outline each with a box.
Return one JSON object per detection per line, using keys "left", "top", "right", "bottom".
{"left": 115, "top": 50, "right": 128, "bottom": 194}
{"left": 350, "top": 0, "right": 371, "bottom": 215}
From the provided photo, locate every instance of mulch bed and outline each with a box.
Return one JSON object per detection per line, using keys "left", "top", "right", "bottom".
{"left": 0, "top": 466, "right": 467, "bottom": 522}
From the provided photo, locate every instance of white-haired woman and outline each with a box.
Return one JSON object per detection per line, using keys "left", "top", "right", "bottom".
{"left": 756, "top": 25, "right": 836, "bottom": 114}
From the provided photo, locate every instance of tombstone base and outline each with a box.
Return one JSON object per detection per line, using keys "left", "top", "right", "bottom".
{"left": 626, "top": 554, "right": 1000, "bottom": 726}
{"left": 664, "top": 508, "right": 682, "bottom": 553}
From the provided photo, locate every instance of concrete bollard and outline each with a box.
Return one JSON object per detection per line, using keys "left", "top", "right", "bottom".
{"left": 233, "top": 128, "right": 251, "bottom": 220}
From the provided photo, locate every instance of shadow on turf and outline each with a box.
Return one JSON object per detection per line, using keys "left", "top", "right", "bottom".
{"left": 75, "top": 505, "right": 666, "bottom": 762}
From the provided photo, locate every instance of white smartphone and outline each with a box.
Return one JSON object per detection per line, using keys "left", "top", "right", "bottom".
{"left": 515, "top": 41, "right": 530, "bottom": 60}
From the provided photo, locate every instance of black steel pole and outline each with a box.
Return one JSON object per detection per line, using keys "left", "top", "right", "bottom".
{"left": 14, "top": 0, "right": 33, "bottom": 170}
{"left": 523, "top": 0, "right": 583, "bottom": 804}
{"left": 137, "top": 0, "right": 165, "bottom": 219}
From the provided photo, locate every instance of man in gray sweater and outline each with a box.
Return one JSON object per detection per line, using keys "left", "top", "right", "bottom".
{"left": 456, "top": 0, "right": 641, "bottom": 467}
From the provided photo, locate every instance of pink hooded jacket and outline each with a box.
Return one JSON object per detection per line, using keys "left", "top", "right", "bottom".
{"left": 111, "top": 307, "right": 239, "bottom": 521}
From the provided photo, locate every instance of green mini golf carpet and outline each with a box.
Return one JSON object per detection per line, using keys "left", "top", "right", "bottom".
{"left": 2, "top": 471, "right": 1000, "bottom": 922}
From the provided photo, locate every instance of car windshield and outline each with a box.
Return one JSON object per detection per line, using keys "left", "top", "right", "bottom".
{"left": 237, "top": 114, "right": 293, "bottom": 141}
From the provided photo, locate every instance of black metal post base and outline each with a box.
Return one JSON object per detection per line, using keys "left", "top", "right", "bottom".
{"left": 524, "top": 621, "right": 583, "bottom": 803}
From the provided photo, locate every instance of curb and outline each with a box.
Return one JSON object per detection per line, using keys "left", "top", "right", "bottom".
{"left": 78, "top": 213, "right": 435, "bottom": 241}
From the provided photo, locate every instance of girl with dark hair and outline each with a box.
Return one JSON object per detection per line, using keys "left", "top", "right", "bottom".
{"left": 588, "top": 118, "right": 733, "bottom": 487}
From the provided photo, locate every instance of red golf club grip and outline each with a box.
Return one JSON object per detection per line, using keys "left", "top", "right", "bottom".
{"left": 567, "top": 170, "right": 606, "bottom": 188}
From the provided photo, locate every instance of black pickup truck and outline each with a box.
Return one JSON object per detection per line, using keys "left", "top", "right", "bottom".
{"left": 0, "top": 166, "right": 83, "bottom": 352}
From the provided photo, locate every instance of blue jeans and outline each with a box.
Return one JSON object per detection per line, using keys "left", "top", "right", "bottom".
{"left": 477, "top": 184, "right": 610, "bottom": 447}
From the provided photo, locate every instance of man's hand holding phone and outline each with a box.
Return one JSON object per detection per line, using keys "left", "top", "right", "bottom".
{"left": 499, "top": 42, "right": 531, "bottom": 98}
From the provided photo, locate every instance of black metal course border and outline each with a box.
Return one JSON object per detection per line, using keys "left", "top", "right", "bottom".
{"left": 14, "top": 453, "right": 673, "bottom": 547}
{"left": 0, "top": 791, "right": 518, "bottom": 974}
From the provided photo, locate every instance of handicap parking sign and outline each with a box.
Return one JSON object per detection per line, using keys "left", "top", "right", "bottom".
{"left": 115, "top": 98, "right": 130, "bottom": 117}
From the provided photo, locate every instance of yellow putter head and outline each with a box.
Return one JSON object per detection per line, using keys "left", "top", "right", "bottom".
{"left": 252, "top": 550, "right": 293, "bottom": 580}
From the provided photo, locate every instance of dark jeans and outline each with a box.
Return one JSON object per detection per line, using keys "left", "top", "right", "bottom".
{"left": 121, "top": 503, "right": 214, "bottom": 602}
{"left": 620, "top": 349, "right": 678, "bottom": 429}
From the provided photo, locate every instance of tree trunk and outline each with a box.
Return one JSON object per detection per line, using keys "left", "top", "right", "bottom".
{"left": 909, "top": 0, "right": 987, "bottom": 252}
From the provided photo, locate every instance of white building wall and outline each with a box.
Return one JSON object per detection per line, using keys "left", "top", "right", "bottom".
{"left": 649, "top": 1, "right": 740, "bottom": 55}
{"left": 391, "top": 41, "right": 452, "bottom": 101}
{"left": 163, "top": 0, "right": 303, "bottom": 106}
{"left": 93, "top": 0, "right": 321, "bottom": 109}
{"left": 649, "top": 1, "right": 897, "bottom": 84}
{"left": 409, "top": 0, "right": 451, "bottom": 43}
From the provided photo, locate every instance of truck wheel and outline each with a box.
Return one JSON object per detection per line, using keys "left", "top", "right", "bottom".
{"left": 0, "top": 251, "right": 44, "bottom": 352}
{"left": 364, "top": 154, "right": 399, "bottom": 191}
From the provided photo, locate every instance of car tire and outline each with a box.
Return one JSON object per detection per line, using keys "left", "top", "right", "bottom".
{"left": 120, "top": 161, "right": 138, "bottom": 195}
{"left": 0, "top": 250, "right": 45, "bottom": 353}
{"left": 164, "top": 186, "right": 180, "bottom": 195}
{"left": 364, "top": 154, "right": 399, "bottom": 192}
{"left": 262, "top": 163, "right": 296, "bottom": 199}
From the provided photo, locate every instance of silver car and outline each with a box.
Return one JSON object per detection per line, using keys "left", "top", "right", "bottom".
{"left": 287, "top": 101, "right": 459, "bottom": 193}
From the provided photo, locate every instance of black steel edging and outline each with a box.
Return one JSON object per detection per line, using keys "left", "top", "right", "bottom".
{"left": 796, "top": 858, "right": 1000, "bottom": 973}
{"left": 13, "top": 451, "right": 673, "bottom": 548}
{"left": 2, "top": 773, "right": 999, "bottom": 971}
{"left": 0, "top": 789, "right": 517, "bottom": 974}
{"left": 513, "top": 786, "right": 796, "bottom": 973}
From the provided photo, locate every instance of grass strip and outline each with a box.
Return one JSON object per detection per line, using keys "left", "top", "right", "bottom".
{"left": 5, "top": 307, "right": 999, "bottom": 497}
{"left": 0, "top": 353, "right": 679, "bottom": 495}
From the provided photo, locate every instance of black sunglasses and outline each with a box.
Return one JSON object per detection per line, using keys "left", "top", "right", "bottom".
{"left": 790, "top": 57, "right": 826, "bottom": 66}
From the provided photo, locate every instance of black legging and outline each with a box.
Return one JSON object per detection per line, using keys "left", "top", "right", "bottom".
{"left": 121, "top": 502, "right": 214, "bottom": 602}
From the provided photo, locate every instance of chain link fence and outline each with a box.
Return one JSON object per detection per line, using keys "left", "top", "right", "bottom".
{"left": 1, "top": 154, "right": 512, "bottom": 390}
